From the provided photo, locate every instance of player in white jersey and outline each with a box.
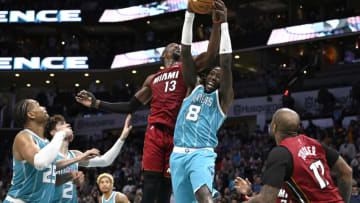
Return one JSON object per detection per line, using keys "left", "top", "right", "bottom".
{"left": 46, "top": 114, "right": 133, "bottom": 203}
{"left": 97, "top": 173, "right": 129, "bottom": 203}
{"left": 4, "top": 99, "right": 76, "bottom": 203}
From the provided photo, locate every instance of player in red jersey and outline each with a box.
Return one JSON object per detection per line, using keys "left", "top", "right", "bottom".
{"left": 75, "top": 2, "right": 226, "bottom": 202}
{"left": 234, "top": 108, "right": 352, "bottom": 203}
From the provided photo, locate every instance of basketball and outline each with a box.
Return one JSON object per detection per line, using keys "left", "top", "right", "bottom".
{"left": 188, "top": 0, "right": 214, "bottom": 14}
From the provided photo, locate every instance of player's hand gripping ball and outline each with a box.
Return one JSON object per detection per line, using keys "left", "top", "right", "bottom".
{"left": 188, "top": 0, "right": 214, "bottom": 14}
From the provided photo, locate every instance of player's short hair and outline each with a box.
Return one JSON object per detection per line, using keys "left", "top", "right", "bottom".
{"left": 45, "top": 114, "right": 66, "bottom": 140}
{"left": 14, "top": 99, "right": 32, "bottom": 127}
{"left": 97, "top": 173, "right": 114, "bottom": 186}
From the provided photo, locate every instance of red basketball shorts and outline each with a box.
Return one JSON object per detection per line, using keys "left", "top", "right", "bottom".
{"left": 142, "top": 124, "right": 174, "bottom": 178}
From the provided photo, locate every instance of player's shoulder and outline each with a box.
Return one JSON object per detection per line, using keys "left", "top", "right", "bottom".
{"left": 14, "top": 130, "right": 35, "bottom": 145}
{"left": 115, "top": 191, "right": 129, "bottom": 203}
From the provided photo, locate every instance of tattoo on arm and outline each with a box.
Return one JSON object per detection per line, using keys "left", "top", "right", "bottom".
{"left": 247, "top": 185, "right": 279, "bottom": 203}
{"left": 332, "top": 156, "right": 352, "bottom": 203}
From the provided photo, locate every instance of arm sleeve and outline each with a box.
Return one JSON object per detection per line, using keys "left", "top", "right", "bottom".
{"left": 262, "top": 146, "right": 293, "bottom": 188}
{"left": 86, "top": 138, "right": 125, "bottom": 167}
{"left": 98, "top": 96, "right": 142, "bottom": 114}
{"left": 34, "top": 131, "right": 65, "bottom": 170}
{"left": 321, "top": 143, "right": 339, "bottom": 168}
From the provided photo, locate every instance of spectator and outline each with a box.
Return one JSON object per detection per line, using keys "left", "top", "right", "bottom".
{"left": 351, "top": 179, "right": 360, "bottom": 203}
{"left": 317, "top": 88, "right": 335, "bottom": 115}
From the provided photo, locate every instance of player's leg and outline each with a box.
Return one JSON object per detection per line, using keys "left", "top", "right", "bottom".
{"left": 188, "top": 149, "right": 217, "bottom": 203}
{"left": 141, "top": 125, "right": 165, "bottom": 203}
{"left": 141, "top": 171, "right": 162, "bottom": 203}
{"left": 156, "top": 131, "right": 174, "bottom": 203}
{"left": 170, "top": 152, "right": 196, "bottom": 203}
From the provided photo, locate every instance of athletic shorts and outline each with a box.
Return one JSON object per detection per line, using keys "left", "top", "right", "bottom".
{"left": 142, "top": 124, "right": 174, "bottom": 177}
{"left": 170, "top": 147, "right": 217, "bottom": 203}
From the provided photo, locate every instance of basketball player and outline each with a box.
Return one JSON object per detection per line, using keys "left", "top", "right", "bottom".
{"left": 97, "top": 173, "right": 129, "bottom": 203}
{"left": 75, "top": 1, "right": 224, "bottom": 202}
{"left": 46, "top": 114, "right": 133, "bottom": 203}
{"left": 234, "top": 108, "right": 352, "bottom": 203}
{"left": 3, "top": 99, "right": 75, "bottom": 203}
{"left": 169, "top": 1, "right": 233, "bottom": 202}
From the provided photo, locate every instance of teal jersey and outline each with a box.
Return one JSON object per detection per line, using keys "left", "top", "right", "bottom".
{"left": 102, "top": 192, "right": 118, "bottom": 203}
{"left": 173, "top": 85, "right": 226, "bottom": 148}
{"left": 7, "top": 129, "right": 56, "bottom": 203}
{"left": 52, "top": 151, "right": 78, "bottom": 203}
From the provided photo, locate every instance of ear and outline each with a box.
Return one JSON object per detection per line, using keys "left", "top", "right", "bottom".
{"left": 27, "top": 111, "right": 35, "bottom": 120}
{"left": 50, "top": 129, "right": 56, "bottom": 137}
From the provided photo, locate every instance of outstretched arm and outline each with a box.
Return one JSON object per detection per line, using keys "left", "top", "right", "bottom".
{"left": 181, "top": 9, "right": 197, "bottom": 91}
{"left": 75, "top": 76, "right": 154, "bottom": 113}
{"left": 74, "top": 114, "right": 133, "bottom": 167}
{"left": 194, "top": 8, "right": 221, "bottom": 72}
{"left": 218, "top": 3, "right": 233, "bottom": 114}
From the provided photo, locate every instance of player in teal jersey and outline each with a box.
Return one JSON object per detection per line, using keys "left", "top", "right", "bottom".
{"left": 170, "top": 1, "right": 233, "bottom": 202}
{"left": 4, "top": 99, "right": 75, "bottom": 203}
{"left": 46, "top": 114, "right": 133, "bottom": 203}
{"left": 97, "top": 173, "right": 129, "bottom": 203}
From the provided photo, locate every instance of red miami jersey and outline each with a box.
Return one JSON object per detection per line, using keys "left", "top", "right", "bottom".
{"left": 148, "top": 62, "right": 187, "bottom": 129}
{"left": 279, "top": 135, "right": 343, "bottom": 203}
{"left": 277, "top": 183, "right": 300, "bottom": 203}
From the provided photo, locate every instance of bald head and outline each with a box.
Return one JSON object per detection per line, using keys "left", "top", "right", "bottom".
{"left": 271, "top": 108, "right": 300, "bottom": 143}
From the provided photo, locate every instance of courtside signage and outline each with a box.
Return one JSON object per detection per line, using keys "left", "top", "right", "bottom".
{"left": 0, "top": 10, "right": 82, "bottom": 23}
{"left": 0, "top": 57, "right": 89, "bottom": 70}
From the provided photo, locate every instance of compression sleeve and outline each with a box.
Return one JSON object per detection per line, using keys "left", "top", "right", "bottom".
{"left": 98, "top": 96, "right": 143, "bottom": 114}
{"left": 262, "top": 146, "right": 293, "bottom": 188}
{"left": 181, "top": 11, "right": 195, "bottom": 45}
{"left": 34, "top": 131, "right": 65, "bottom": 170}
{"left": 321, "top": 143, "right": 339, "bottom": 168}
{"left": 87, "top": 138, "right": 125, "bottom": 167}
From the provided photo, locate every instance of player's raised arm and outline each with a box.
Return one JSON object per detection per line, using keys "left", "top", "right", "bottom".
{"left": 193, "top": 1, "right": 222, "bottom": 72}
{"left": 180, "top": 7, "right": 197, "bottom": 91}
{"left": 218, "top": 1, "right": 234, "bottom": 114}
{"left": 75, "top": 75, "right": 153, "bottom": 113}
{"left": 73, "top": 114, "right": 133, "bottom": 167}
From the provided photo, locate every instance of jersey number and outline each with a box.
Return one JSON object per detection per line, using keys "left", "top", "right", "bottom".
{"left": 62, "top": 182, "right": 73, "bottom": 199}
{"left": 43, "top": 164, "right": 56, "bottom": 184}
{"left": 186, "top": 105, "right": 201, "bottom": 121}
{"left": 309, "top": 160, "right": 329, "bottom": 189}
{"left": 164, "top": 80, "right": 177, "bottom": 92}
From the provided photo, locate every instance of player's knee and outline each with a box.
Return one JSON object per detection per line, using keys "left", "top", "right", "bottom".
{"left": 195, "top": 185, "right": 213, "bottom": 203}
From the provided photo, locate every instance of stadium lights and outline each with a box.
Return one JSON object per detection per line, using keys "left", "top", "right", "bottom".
{"left": 14, "top": 73, "right": 20, "bottom": 77}
{"left": 125, "top": 83, "right": 129, "bottom": 87}
{"left": 275, "top": 48, "right": 280, "bottom": 51}
{"left": 49, "top": 73, "right": 55, "bottom": 77}
{"left": 146, "top": 20, "right": 151, "bottom": 24}
{"left": 95, "top": 80, "right": 101, "bottom": 84}
{"left": 45, "top": 80, "right": 51, "bottom": 84}
{"left": 75, "top": 83, "right": 80, "bottom": 87}
{"left": 84, "top": 73, "right": 90, "bottom": 77}
{"left": 234, "top": 55, "right": 240, "bottom": 59}
{"left": 26, "top": 83, "right": 31, "bottom": 87}
{"left": 160, "top": 66, "right": 165, "bottom": 70}
{"left": 132, "top": 70, "right": 137, "bottom": 74}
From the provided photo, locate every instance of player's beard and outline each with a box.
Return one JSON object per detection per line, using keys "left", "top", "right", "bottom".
{"left": 172, "top": 52, "right": 180, "bottom": 61}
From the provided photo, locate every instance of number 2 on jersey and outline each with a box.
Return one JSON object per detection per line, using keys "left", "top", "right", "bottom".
{"left": 309, "top": 160, "right": 329, "bottom": 189}
{"left": 62, "top": 182, "right": 73, "bottom": 198}
{"left": 164, "top": 80, "right": 176, "bottom": 92}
